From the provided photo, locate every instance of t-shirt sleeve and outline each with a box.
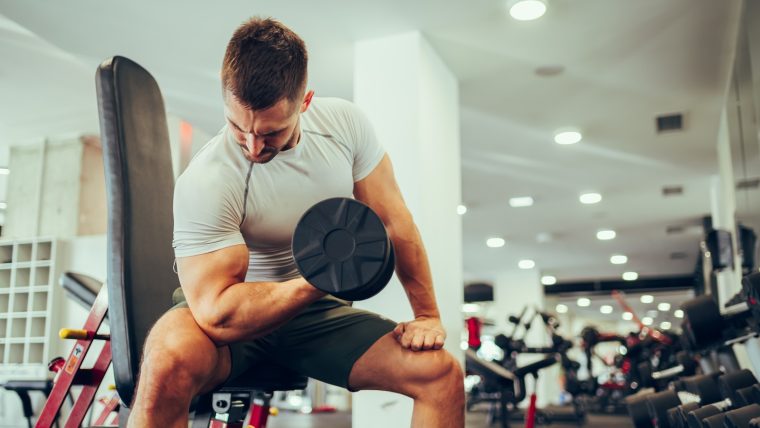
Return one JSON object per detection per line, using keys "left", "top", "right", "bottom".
{"left": 336, "top": 100, "right": 386, "bottom": 182}
{"left": 172, "top": 170, "right": 246, "bottom": 258}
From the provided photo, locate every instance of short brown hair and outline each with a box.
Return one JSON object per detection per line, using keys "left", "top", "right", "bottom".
{"left": 222, "top": 17, "right": 308, "bottom": 110}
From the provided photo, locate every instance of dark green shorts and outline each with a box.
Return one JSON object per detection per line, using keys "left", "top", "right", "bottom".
{"left": 170, "top": 288, "right": 396, "bottom": 389}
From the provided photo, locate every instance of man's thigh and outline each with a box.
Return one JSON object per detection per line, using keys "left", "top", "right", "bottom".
{"left": 267, "top": 296, "right": 396, "bottom": 389}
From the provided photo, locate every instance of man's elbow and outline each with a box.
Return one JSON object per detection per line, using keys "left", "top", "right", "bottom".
{"left": 193, "top": 303, "right": 234, "bottom": 345}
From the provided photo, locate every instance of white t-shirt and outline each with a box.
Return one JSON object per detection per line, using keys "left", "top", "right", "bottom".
{"left": 172, "top": 97, "right": 385, "bottom": 282}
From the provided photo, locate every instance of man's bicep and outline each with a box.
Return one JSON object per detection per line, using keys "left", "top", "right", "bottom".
{"left": 176, "top": 244, "right": 250, "bottom": 310}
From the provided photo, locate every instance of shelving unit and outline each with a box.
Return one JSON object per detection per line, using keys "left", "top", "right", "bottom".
{"left": 0, "top": 237, "right": 59, "bottom": 380}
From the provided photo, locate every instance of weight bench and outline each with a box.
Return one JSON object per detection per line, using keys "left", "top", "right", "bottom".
{"left": 3, "top": 271, "right": 111, "bottom": 428}
{"left": 465, "top": 349, "right": 558, "bottom": 428}
{"left": 95, "top": 55, "right": 307, "bottom": 427}
{"left": 1, "top": 380, "right": 53, "bottom": 428}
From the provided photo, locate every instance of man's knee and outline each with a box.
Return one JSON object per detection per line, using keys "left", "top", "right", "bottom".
{"left": 406, "top": 351, "right": 464, "bottom": 399}
{"left": 139, "top": 330, "right": 220, "bottom": 397}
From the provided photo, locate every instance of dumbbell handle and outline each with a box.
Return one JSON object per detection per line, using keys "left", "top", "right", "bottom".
{"left": 652, "top": 365, "right": 684, "bottom": 380}
{"left": 708, "top": 398, "right": 733, "bottom": 411}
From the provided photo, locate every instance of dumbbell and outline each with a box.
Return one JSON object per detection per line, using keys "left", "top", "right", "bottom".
{"left": 681, "top": 370, "right": 759, "bottom": 427}
{"left": 627, "top": 392, "right": 656, "bottom": 428}
{"left": 702, "top": 403, "right": 760, "bottom": 428}
{"left": 667, "top": 402, "right": 699, "bottom": 428}
{"left": 720, "top": 370, "right": 760, "bottom": 407}
{"left": 639, "top": 374, "right": 720, "bottom": 428}
{"left": 686, "top": 399, "right": 732, "bottom": 428}
{"left": 292, "top": 197, "right": 395, "bottom": 301}
{"left": 645, "top": 371, "right": 759, "bottom": 428}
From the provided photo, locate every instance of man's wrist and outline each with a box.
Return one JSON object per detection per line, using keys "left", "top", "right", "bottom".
{"left": 415, "top": 312, "right": 441, "bottom": 320}
{"left": 290, "top": 277, "right": 327, "bottom": 299}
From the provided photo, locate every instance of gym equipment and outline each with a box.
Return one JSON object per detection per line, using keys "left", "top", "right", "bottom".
{"left": 627, "top": 369, "right": 760, "bottom": 428}
{"left": 292, "top": 197, "right": 395, "bottom": 301}
{"left": 465, "top": 349, "right": 559, "bottom": 428}
{"left": 680, "top": 294, "right": 757, "bottom": 377}
{"left": 33, "top": 272, "right": 116, "bottom": 427}
{"left": 1, "top": 380, "right": 53, "bottom": 428}
{"left": 466, "top": 308, "right": 586, "bottom": 426}
{"left": 94, "top": 55, "right": 307, "bottom": 428}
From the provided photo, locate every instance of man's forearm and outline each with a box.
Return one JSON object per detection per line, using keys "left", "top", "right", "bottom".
{"left": 193, "top": 278, "right": 325, "bottom": 345}
{"left": 389, "top": 220, "right": 441, "bottom": 319}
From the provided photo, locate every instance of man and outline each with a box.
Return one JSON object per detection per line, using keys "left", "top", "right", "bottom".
{"left": 128, "top": 17, "right": 464, "bottom": 427}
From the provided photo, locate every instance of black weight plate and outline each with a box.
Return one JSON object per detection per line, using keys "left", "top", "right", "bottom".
{"left": 725, "top": 404, "right": 760, "bottom": 428}
{"left": 292, "top": 198, "right": 391, "bottom": 299}
{"left": 646, "top": 390, "right": 681, "bottom": 428}
{"left": 668, "top": 403, "right": 696, "bottom": 428}
{"left": 701, "top": 413, "right": 727, "bottom": 428}
{"left": 682, "top": 374, "right": 722, "bottom": 406}
{"left": 627, "top": 394, "right": 655, "bottom": 428}
{"left": 681, "top": 295, "right": 723, "bottom": 350}
{"left": 332, "top": 242, "right": 395, "bottom": 301}
{"left": 738, "top": 386, "right": 760, "bottom": 407}
{"left": 687, "top": 405, "right": 722, "bottom": 428}
{"left": 720, "top": 370, "right": 759, "bottom": 404}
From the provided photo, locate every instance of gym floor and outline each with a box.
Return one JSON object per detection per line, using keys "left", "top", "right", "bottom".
{"left": 265, "top": 410, "right": 634, "bottom": 427}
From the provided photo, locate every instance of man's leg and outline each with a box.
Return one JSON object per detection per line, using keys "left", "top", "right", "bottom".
{"left": 127, "top": 308, "right": 231, "bottom": 428}
{"left": 348, "top": 332, "right": 465, "bottom": 428}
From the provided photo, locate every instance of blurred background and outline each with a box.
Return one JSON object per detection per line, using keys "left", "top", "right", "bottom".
{"left": 0, "top": 1, "right": 758, "bottom": 427}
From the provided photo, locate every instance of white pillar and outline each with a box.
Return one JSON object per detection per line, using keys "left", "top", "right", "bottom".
{"left": 493, "top": 269, "right": 560, "bottom": 406}
{"left": 352, "top": 31, "right": 463, "bottom": 426}
{"left": 712, "top": 107, "right": 742, "bottom": 305}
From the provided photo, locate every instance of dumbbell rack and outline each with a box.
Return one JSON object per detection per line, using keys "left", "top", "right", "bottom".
{"left": 0, "top": 238, "right": 62, "bottom": 424}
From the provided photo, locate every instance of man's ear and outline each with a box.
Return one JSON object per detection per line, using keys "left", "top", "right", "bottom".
{"left": 301, "top": 90, "right": 315, "bottom": 113}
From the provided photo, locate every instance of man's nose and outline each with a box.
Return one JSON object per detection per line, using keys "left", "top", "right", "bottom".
{"left": 245, "top": 133, "right": 265, "bottom": 155}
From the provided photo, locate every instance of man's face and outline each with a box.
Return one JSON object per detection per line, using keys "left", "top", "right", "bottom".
{"left": 223, "top": 90, "right": 312, "bottom": 163}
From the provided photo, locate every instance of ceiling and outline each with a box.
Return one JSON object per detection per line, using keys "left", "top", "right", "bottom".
{"left": 0, "top": 0, "right": 744, "bottom": 282}
{"left": 547, "top": 289, "right": 695, "bottom": 333}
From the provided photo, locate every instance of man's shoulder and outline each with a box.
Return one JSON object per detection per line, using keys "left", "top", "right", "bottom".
{"left": 176, "top": 128, "right": 245, "bottom": 194}
{"left": 307, "top": 97, "right": 360, "bottom": 122}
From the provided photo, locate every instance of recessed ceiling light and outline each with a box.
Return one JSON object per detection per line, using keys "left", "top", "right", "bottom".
{"left": 660, "top": 321, "right": 672, "bottom": 330}
{"left": 462, "top": 303, "right": 481, "bottom": 313}
{"left": 579, "top": 193, "right": 602, "bottom": 204}
{"left": 541, "top": 275, "right": 557, "bottom": 285}
{"left": 641, "top": 316, "right": 653, "bottom": 326}
{"left": 623, "top": 272, "right": 638, "bottom": 281}
{"left": 622, "top": 312, "right": 633, "bottom": 321}
{"left": 486, "top": 237, "right": 506, "bottom": 248}
{"left": 640, "top": 295, "right": 654, "bottom": 304}
{"left": 577, "top": 297, "right": 590, "bottom": 307}
{"left": 657, "top": 302, "right": 671, "bottom": 311}
{"left": 509, "top": 196, "right": 534, "bottom": 207}
{"left": 610, "top": 255, "right": 628, "bottom": 265}
{"left": 518, "top": 259, "right": 536, "bottom": 269}
{"left": 0, "top": 202, "right": 6, "bottom": 210}
{"left": 508, "top": 0, "right": 547, "bottom": 21}
{"left": 600, "top": 305, "right": 613, "bottom": 314}
{"left": 457, "top": 204, "right": 467, "bottom": 215}
{"left": 555, "top": 303, "right": 568, "bottom": 314}
{"left": 674, "top": 309, "right": 684, "bottom": 318}
{"left": 0, "top": 167, "right": 9, "bottom": 175}
{"left": 597, "top": 230, "right": 616, "bottom": 240}
{"left": 554, "top": 130, "right": 582, "bottom": 145}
